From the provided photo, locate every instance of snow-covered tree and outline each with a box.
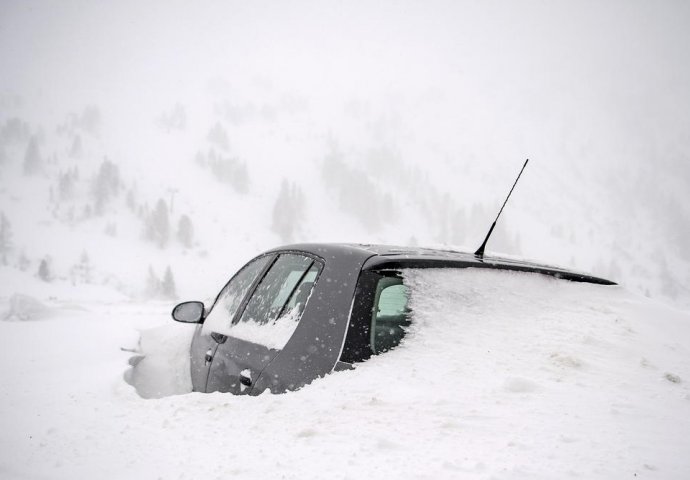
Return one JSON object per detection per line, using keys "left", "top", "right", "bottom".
{"left": 0, "top": 212, "right": 12, "bottom": 265}
{"left": 320, "top": 148, "right": 397, "bottom": 231}
{"left": 69, "top": 134, "right": 82, "bottom": 159}
{"left": 204, "top": 150, "right": 250, "bottom": 193}
{"left": 207, "top": 122, "right": 229, "bottom": 150}
{"left": 37, "top": 258, "right": 51, "bottom": 282}
{"left": 0, "top": 117, "right": 30, "bottom": 145}
{"left": 92, "top": 159, "right": 121, "bottom": 215}
{"left": 272, "top": 180, "right": 305, "bottom": 243}
{"left": 157, "top": 104, "right": 187, "bottom": 132}
{"left": 146, "top": 265, "right": 161, "bottom": 296}
{"left": 71, "top": 250, "right": 92, "bottom": 284}
{"left": 23, "top": 135, "right": 42, "bottom": 175}
{"left": 58, "top": 170, "right": 76, "bottom": 201}
{"left": 161, "top": 266, "right": 177, "bottom": 299}
{"left": 145, "top": 199, "right": 170, "bottom": 248}
{"left": 145, "top": 265, "right": 177, "bottom": 299}
{"left": 177, "top": 214, "right": 194, "bottom": 248}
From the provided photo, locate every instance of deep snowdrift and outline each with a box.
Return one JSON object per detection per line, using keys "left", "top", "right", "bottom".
{"left": 1, "top": 268, "right": 689, "bottom": 479}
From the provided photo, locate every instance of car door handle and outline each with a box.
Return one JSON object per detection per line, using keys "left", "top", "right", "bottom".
{"left": 204, "top": 349, "right": 214, "bottom": 366}
{"left": 239, "top": 369, "right": 252, "bottom": 387}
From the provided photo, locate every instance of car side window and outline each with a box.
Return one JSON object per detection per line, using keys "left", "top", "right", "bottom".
{"left": 371, "top": 277, "right": 410, "bottom": 354}
{"left": 227, "top": 253, "right": 321, "bottom": 350}
{"left": 201, "top": 255, "right": 272, "bottom": 336}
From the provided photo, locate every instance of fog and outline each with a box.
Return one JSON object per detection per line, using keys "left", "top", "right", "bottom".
{"left": 1, "top": 0, "right": 689, "bottom": 305}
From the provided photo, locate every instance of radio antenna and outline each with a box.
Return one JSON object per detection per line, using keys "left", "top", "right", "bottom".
{"left": 474, "top": 159, "right": 529, "bottom": 258}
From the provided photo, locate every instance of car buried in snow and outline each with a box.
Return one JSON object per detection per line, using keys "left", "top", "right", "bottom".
{"left": 171, "top": 243, "right": 615, "bottom": 395}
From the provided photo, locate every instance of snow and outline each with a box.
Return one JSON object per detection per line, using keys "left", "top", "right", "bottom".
{"left": 1, "top": 1, "right": 690, "bottom": 478}
{"left": 2, "top": 293, "right": 54, "bottom": 321}
{"left": 1, "top": 268, "right": 689, "bottom": 479}
{"left": 124, "top": 323, "right": 195, "bottom": 399}
{"left": 224, "top": 308, "right": 302, "bottom": 351}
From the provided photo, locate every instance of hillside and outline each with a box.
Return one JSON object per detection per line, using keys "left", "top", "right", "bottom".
{"left": 2, "top": 2, "right": 690, "bottom": 308}
{"left": 1, "top": 86, "right": 689, "bottom": 307}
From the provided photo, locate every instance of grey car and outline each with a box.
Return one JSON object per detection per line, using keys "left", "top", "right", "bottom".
{"left": 172, "top": 243, "right": 614, "bottom": 395}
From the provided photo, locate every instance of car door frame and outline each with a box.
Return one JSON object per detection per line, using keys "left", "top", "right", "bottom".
{"left": 189, "top": 252, "right": 278, "bottom": 392}
{"left": 251, "top": 245, "right": 375, "bottom": 394}
{"left": 204, "top": 251, "right": 324, "bottom": 394}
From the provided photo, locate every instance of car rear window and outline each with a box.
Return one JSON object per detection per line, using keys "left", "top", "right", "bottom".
{"left": 340, "top": 271, "right": 411, "bottom": 363}
{"left": 371, "top": 277, "right": 411, "bottom": 354}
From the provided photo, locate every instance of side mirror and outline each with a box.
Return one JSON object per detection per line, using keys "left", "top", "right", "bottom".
{"left": 172, "top": 301, "right": 205, "bottom": 324}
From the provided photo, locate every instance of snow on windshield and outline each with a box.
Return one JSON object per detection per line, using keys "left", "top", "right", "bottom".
{"left": 223, "top": 306, "right": 303, "bottom": 350}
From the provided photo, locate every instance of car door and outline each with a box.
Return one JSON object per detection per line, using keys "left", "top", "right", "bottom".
{"left": 189, "top": 254, "right": 274, "bottom": 392}
{"left": 205, "top": 253, "right": 321, "bottom": 394}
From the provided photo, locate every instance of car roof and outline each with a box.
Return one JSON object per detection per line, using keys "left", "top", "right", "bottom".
{"left": 272, "top": 243, "right": 616, "bottom": 286}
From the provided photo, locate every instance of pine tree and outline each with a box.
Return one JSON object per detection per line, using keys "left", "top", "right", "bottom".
{"left": 92, "top": 159, "right": 121, "bottom": 215}
{"left": 177, "top": 214, "right": 194, "bottom": 248}
{"left": 0, "top": 212, "right": 11, "bottom": 264}
{"left": 1, "top": 117, "right": 30, "bottom": 144}
{"left": 158, "top": 104, "right": 187, "bottom": 132}
{"left": 145, "top": 199, "right": 170, "bottom": 248}
{"left": 23, "top": 135, "right": 41, "bottom": 175}
{"left": 69, "top": 134, "right": 82, "bottom": 159}
{"left": 77, "top": 250, "right": 91, "bottom": 283}
{"left": 38, "top": 259, "right": 51, "bottom": 282}
{"left": 161, "top": 266, "right": 177, "bottom": 299}
{"left": 146, "top": 265, "right": 161, "bottom": 296}
{"left": 58, "top": 170, "right": 75, "bottom": 201}
{"left": 207, "top": 122, "right": 229, "bottom": 150}
{"left": 271, "top": 180, "right": 304, "bottom": 243}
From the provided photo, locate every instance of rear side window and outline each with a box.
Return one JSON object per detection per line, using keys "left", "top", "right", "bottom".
{"left": 371, "top": 277, "right": 410, "bottom": 354}
{"left": 227, "top": 253, "right": 321, "bottom": 349}
{"left": 340, "top": 271, "right": 412, "bottom": 364}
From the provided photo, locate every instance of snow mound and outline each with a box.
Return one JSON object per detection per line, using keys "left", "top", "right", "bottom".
{"left": 2, "top": 293, "right": 55, "bottom": 321}
{"left": 124, "top": 323, "right": 196, "bottom": 399}
{"left": 3, "top": 269, "right": 688, "bottom": 480}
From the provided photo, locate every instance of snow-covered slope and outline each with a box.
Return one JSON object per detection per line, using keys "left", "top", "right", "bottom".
{"left": 1, "top": 269, "right": 688, "bottom": 479}
{"left": 1, "top": 1, "right": 690, "bottom": 308}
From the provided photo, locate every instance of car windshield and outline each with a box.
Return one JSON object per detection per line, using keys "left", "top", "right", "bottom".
{"left": 201, "top": 255, "right": 272, "bottom": 336}
{"left": 208, "top": 253, "right": 322, "bottom": 349}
